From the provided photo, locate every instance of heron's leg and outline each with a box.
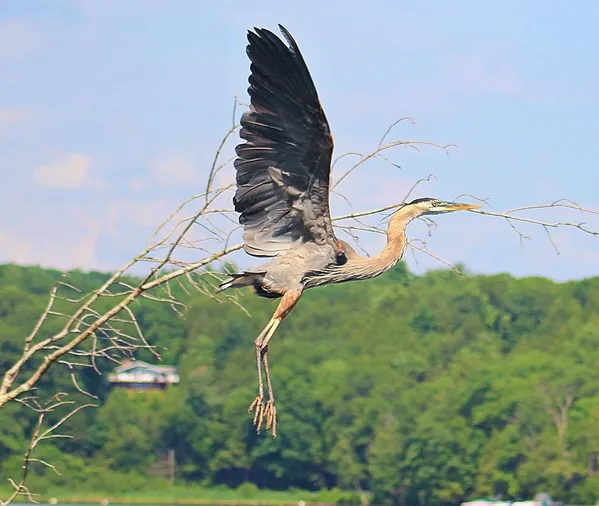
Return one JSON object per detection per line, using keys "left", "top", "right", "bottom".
{"left": 248, "top": 318, "right": 279, "bottom": 429}
{"left": 261, "top": 347, "right": 277, "bottom": 435}
{"left": 257, "top": 322, "right": 279, "bottom": 435}
{"left": 258, "top": 289, "right": 303, "bottom": 437}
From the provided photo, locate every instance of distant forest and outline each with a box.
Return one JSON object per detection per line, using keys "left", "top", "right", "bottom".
{"left": 1, "top": 263, "right": 599, "bottom": 505}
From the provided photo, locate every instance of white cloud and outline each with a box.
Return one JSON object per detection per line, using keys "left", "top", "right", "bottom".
{"left": 0, "top": 107, "right": 31, "bottom": 134}
{"left": 0, "top": 229, "right": 31, "bottom": 264}
{"left": 0, "top": 20, "right": 37, "bottom": 58}
{"left": 108, "top": 199, "right": 171, "bottom": 229}
{"left": 0, "top": 217, "right": 103, "bottom": 271}
{"left": 148, "top": 152, "right": 196, "bottom": 187}
{"left": 69, "top": 220, "right": 102, "bottom": 268}
{"left": 33, "top": 153, "right": 92, "bottom": 189}
{"left": 0, "top": 194, "right": 178, "bottom": 273}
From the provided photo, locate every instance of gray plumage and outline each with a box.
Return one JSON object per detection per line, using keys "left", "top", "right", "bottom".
{"left": 233, "top": 25, "right": 339, "bottom": 260}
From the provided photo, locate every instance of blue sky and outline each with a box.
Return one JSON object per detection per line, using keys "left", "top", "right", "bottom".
{"left": 1, "top": 0, "right": 598, "bottom": 281}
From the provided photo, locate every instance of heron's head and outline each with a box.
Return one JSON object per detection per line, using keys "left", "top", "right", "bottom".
{"left": 407, "top": 197, "right": 481, "bottom": 216}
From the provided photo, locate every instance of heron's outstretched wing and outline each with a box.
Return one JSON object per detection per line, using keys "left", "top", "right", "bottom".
{"left": 233, "top": 25, "right": 340, "bottom": 258}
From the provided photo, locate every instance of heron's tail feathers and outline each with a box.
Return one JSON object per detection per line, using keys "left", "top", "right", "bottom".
{"left": 216, "top": 272, "right": 266, "bottom": 293}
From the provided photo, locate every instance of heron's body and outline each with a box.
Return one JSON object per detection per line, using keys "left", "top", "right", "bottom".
{"left": 219, "top": 25, "right": 479, "bottom": 436}
{"left": 227, "top": 206, "right": 419, "bottom": 297}
{"left": 223, "top": 241, "right": 338, "bottom": 297}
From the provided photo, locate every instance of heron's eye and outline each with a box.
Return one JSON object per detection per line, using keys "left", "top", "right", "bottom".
{"left": 431, "top": 200, "right": 441, "bottom": 207}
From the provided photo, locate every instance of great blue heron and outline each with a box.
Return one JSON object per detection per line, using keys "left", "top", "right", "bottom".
{"left": 218, "top": 25, "right": 480, "bottom": 436}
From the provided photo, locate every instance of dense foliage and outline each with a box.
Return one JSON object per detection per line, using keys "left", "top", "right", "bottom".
{"left": 1, "top": 262, "right": 599, "bottom": 505}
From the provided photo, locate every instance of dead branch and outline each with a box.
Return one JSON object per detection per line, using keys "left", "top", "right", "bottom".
{"left": 1, "top": 399, "right": 94, "bottom": 506}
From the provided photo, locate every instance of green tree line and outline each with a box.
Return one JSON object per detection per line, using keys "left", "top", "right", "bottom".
{"left": 1, "top": 262, "right": 599, "bottom": 505}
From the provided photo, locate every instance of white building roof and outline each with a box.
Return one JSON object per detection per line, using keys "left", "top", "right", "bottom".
{"left": 107, "top": 360, "right": 180, "bottom": 384}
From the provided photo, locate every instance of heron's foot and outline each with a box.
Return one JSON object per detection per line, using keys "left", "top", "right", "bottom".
{"left": 264, "top": 399, "right": 277, "bottom": 437}
{"left": 248, "top": 395, "right": 265, "bottom": 429}
{"left": 248, "top": 396, "right": 277, "bottom": 437}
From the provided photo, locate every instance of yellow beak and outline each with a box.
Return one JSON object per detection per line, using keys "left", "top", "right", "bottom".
{"left": 445, "top": 203, "right": 482, "bottom": 211}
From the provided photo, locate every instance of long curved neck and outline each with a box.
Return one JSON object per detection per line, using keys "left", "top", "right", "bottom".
{"left": 304, "top": 205, "right": 423, "bottom": 288}
{"left": 349, "top": 205, "right": 422, "bottom": 278}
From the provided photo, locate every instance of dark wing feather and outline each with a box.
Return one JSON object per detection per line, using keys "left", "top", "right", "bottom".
{"left": 233, "top": 25, "right": 340, "bottom": 258}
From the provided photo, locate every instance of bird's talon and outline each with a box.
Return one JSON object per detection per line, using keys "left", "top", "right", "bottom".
{"left": 264, "top": 400, "right": 277, "bottom": 437}
{"left": 256, "top": 404, "right": 265, "bottom": 431}
{"left": 248, "top": 395, "right": 277, "bottom": 436}
{"left": 249, "top": 396, "right": 266, "bottom": 430}
{"left": 248, "top": 395, "right": 261, "bottom": 414}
